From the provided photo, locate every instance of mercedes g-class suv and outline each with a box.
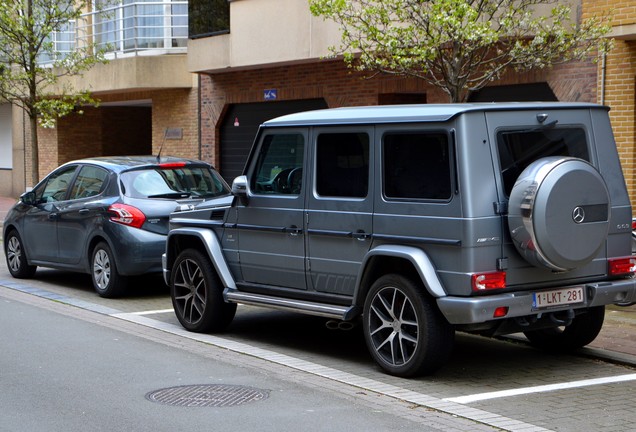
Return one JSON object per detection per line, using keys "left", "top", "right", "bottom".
{"left": 163, "top": 103, "right": 636, "bottom": 377}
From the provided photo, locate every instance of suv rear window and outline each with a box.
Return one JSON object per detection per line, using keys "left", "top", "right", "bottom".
{"left": 498, "top": 127, "right": 589, "bottom": 196}
{"left": 121, "top": 166, "right": 230, "bottom": 199}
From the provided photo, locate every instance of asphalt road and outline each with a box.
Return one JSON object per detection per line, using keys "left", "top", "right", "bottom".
{"left": 1, "top": 248, "right": 635, "bottom": 431}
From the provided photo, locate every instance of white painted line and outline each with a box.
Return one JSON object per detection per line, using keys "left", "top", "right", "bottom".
{"left": 129, "top": 308, "right": 174, "bottom": 316}
{"left": 445, "top": 373, "right": 636, "bottom": 404}
{"left": 111, "top": 311, "right": 552, "bottom": 432}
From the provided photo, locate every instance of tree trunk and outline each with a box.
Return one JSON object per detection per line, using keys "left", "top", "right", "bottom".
{"left": 29, "top": 114, "right": 39, "bottom": 187}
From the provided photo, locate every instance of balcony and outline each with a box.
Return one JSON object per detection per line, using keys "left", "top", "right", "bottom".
{"left": 39, "top": 0, "right": 188, "bottom": 65}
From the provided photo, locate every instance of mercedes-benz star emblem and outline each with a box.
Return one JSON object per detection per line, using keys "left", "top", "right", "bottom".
{"left": 572, "top": 206, "right": 586, "bottom": 224}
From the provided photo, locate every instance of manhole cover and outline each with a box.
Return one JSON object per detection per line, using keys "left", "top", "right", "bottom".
{"left": 146, "top": 384, "right": 270, "bottom": 407}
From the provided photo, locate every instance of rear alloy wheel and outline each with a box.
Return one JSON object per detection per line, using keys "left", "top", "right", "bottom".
{"left": 91, "top": 242, "right": 127, "bottom": 298}
{"left": 523, "top": 306, "right": 605, "bottom": 352}
{"left": 363, "top": 274, "right": 454, "bottom": 377}
{"left": 171, "top": 249, "right": 236, "bottom": 333}
{"left": 5, "top": 230, "right": 36, "bottom": 278}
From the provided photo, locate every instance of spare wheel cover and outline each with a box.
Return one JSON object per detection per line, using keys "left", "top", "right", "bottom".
{"left": 508, "top": 157, "right": 610, "bottom": 271}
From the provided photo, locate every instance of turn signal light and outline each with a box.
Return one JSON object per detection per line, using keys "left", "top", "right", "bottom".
{"left": 471, "top": 271, "right": 506, "bottom": 291}
{"left": 608, "top": 257, "right": 636, "bottom": 276}
{"left": 109, "top": 203, "right": 146, "bottom": 229}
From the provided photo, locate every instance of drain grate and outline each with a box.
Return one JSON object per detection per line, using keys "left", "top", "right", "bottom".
{"left": 146, "top": 384, "right": 270, "bottom": 407}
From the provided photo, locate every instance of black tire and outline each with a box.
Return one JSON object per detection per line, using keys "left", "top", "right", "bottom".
{"left": 363, "top": 274, "right": 454, "bottom": 377}
{"left": 91, "top": 241, "right": 127, "bottom": 298}
{"left": 523, "top": 306, "right": 605, "bottom": 352}
{"left": 170, "top": 249, "right": 236, "bottom": 333}
{"left": 4, "top": 230, "right": 37, "bottom": 278}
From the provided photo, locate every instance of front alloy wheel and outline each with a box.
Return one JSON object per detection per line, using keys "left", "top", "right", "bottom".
{"left": 363, "top": 274, "right": 454, "bottom": 377}
{"left": 5, "top": 231, "right": 36, "bottom": 278}
{"left": 171, "top": 249, "right": 236, "bottom": 333}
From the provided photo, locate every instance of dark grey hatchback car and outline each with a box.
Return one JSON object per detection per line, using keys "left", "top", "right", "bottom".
{"left": 3, "top": 156, "right": 231, "bottom": 297}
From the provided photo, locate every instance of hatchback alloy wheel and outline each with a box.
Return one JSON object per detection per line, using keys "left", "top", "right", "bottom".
{"left": 4, "top": 231, "right": 36, "bottom": 278}
{"left": 91, "top": 242, "right": 126, "bottom": 298}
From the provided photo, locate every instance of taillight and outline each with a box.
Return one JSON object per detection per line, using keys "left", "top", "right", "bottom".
{"left": 608, "top": 257, "right": 636, "bottom": 276}
{"left": 471, "top": 271, "right": 506, "bottom": 291}
{"left": 109, "top": 203, "right": 146, "bottom": 229}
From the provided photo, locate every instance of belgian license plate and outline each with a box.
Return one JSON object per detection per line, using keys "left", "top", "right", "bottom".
{"left": 532, "top": 287, "right": 585, "bottom": 309}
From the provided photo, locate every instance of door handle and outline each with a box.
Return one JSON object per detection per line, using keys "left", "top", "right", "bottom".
{"left": 352, "top": 230, "right": 370, "bottom": 241}
{"left": 79, "top": 209, "right": 90, "bottom": 215}
{"left": 48, "top": 213, "right": 59, "bottom": 221}
{"left": 286, "top": 225, "right": 302, "bottom": 236}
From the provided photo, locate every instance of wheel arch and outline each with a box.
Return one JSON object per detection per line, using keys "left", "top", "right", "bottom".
{"left": 166, "top": 227, "right": 236, "bottom": 290}
{"left": 353, "top": 245, "right": 446, "bottom": 308}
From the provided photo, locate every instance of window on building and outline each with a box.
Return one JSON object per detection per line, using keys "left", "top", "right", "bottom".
{"left": 189, "top": 0, "right": 229, "bottom": 39}
{"left": 0, "top": 104, "right": 12, "bottom": 169}
{"left": 93, "top": 0, "right": 188, "bottom": 52}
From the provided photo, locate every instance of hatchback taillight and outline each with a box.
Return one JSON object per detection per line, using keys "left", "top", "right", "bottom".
{"left": 608, "top": 257, "right": 636, "bottom": 276}
{"left": 471, "top": 271, "right": 506, "bottom": 292}
{"left": 109, "top": 203, "right": 146, "bottom": 229}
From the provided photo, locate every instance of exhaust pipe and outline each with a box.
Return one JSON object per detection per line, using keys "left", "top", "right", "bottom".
{"left": 325, "top": 320, "right": 357, "bottom": 331}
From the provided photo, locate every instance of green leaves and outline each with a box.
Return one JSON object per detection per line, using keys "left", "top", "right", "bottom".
{"left": 0, "top": 0, "right": 106, "bottom": 124}
{"left": 309, "top": 0, "right": 611, "bottom": 102}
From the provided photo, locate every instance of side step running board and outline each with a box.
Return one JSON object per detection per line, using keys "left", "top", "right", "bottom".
{"left": 224, "top": 290, "right": 357, "bottom": 320}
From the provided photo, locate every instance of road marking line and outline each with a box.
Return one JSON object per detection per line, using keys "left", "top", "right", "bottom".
{"left": 111, "top": 311, "right": 552, "bottom": 432}
{"left": 444, "top": 373, "right": 636, "bottom": 404}
{"left": 130, "top": 308, "right": 174, "bottom": 316}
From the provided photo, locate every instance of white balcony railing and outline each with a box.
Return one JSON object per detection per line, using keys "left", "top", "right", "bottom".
{"left": 39, "top": 0, "right": 188, "bottom": 64}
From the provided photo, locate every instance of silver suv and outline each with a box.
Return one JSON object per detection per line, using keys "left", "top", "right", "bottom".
{"left": 163, "top": 103, "right": 636, "bottom": 377}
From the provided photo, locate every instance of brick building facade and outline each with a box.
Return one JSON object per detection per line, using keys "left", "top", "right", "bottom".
{"left": 199, "top": 56, "right": 599, "bottom": 182}
{"left": 583, "top": 0, "right": 636, "bottom": 200}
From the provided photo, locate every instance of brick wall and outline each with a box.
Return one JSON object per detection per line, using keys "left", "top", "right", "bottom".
{"left": 200, "top": 58, "right": 597, "bottom": 168}
{"left": 583, "top": 0, "right": 636, "bottom": 202}
{"left": 34, "top": 87, "right": 198, "bottom": 181}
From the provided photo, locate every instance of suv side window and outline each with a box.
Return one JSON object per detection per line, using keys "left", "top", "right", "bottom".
{"left": 316, "top": 132, "right": 369, "bottom": 198}
{"left": 383, "top": 132, "right": 452, "bottom": 200}
{"left": 251, "top": 133, "right": 305, "bottom": 195}
{"left": 497, "top": 127, "right": 589, "bottom": 196}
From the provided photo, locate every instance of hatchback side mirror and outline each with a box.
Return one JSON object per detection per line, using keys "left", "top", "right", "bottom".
{"left": 20, "top": 191, "right": 36, "bottom": 206}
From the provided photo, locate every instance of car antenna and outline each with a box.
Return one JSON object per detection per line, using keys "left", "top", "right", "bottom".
{"left": 156, "top": 129, "right": 168, "bottom": 163}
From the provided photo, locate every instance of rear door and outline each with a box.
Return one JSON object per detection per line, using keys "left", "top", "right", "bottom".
{"left": 306, "top": 127, "right": 374, "bottom": 296}
{"left": 55, "top": 164, "right": 110, "bottom": 264}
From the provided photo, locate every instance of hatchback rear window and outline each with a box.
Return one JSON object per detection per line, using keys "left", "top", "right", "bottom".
{"left": 121, "top": 166, "right": 230, "bottom": 199}
{"left": 497, "top": 127, "right": 590, "bottom": 196}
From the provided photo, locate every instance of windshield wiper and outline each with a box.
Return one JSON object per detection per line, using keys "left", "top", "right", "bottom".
{"left": 147, "top": 192, "right": 191, "bottom": 199}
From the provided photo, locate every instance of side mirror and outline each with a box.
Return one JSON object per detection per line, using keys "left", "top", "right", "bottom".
{"left": 231, "top": 175, "right": 249, "bottom": 205}
{"left": 20, "top": 191, "right": 36, "bottom": 206}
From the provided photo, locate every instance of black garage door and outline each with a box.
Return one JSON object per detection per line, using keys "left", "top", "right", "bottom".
{"left": 219, "top": 99, "right": 328, "bottom": 182}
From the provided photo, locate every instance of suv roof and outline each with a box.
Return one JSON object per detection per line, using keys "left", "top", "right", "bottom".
{"left": 263, "top": 102, "right": 606, "bottom": 127}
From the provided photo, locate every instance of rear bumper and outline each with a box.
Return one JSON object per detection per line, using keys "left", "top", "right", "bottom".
{"left": 436, "top": 278, "right": 636, "bottom": 325}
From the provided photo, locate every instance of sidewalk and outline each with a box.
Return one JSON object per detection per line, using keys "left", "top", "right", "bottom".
{"left": 0, "top": 195, "right": 634, "bottom": 364}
